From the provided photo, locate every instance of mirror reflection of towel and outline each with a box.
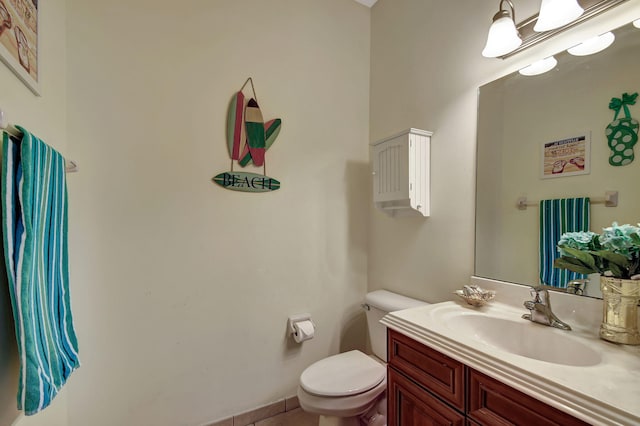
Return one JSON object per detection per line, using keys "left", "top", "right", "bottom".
{"left": 539, "top": 197, "right": 590, "bottom": 288}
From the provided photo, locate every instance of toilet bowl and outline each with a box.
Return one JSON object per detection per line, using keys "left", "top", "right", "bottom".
{"left": 297, "top": 350, "right": 386, "bottom": 420}
{"left": 297, "top": 290, "right": 428, "bottom": 426}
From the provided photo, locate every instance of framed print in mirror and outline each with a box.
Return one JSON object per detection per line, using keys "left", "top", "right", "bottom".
{"left": 0, "top": 0, "right": 39, "bottom": 95}
{"left": 541, "top": 132, "right": 591, "bottom": 179}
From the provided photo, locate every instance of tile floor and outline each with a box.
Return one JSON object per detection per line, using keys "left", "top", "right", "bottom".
{"left": 207, "top": 397, "right": 319, "bottom": 426}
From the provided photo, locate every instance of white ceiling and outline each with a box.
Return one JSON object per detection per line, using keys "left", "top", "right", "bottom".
{"left": 354, "top": 0, "right": 378, "bottom": 7}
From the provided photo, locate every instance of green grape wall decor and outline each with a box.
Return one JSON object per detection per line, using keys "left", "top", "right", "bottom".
{"left": 606, "top": 92, "right": 638, "bottom": 166}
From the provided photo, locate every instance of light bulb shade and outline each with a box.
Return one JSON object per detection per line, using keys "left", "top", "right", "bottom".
{"left": 567, "top": 32, "right": 615, "bottom": 56}
{"left": 519, "top": 56, "right": 558, "bottom": 76}
{"left": 534, "top": 0, "right": 584, "bottom": 32}
{"left": 633, "top": 19, "right": 640, "bottom": 29}
{"left": 482, "top": 15, "right": 522, "bottom": 57}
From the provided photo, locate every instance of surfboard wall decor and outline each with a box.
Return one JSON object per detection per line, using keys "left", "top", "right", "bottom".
{"left": 244, "top": 98, "right": 267, "bottom": 167}
{"left": 214, "top": 78, "right": 283, "bottom": 193}
{"left": 239, "top": 119, "right": 282, "bottom": 167}
{"left": 226, "top": 91, "right": 246, "bottom": 160}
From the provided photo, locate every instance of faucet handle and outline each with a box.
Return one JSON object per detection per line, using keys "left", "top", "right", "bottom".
{"left": 527, "top": 285, "right": 549, "bottom": 303}
{"left": 567, "top": 279, "right": 589, "bottom": 295}
{"left": 522, "top": 286, "right": 571, "bottom": 330}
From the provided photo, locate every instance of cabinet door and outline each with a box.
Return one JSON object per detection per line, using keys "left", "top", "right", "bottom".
{"left": 388, "top": 329, "right": 465, "bottom": 411}
{"left": 371, "top": 136, "right": 409, "bottom": 203}
{"left": 468, "top": 369, "right": 589, "bottom": 426}
{"left": 389, "top": 367, "right": 465, "bottom": 426}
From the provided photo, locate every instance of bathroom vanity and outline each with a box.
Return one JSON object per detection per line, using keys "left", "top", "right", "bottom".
{"left": 382, "top": 292, "right": 640, "bottom": 426}
{"left": 387, "top": 329, "right": 587, "bottom": 425}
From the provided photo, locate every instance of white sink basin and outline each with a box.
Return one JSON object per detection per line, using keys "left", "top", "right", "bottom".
{"left": 445, "top": 313, "right": 602, "bottom": 366}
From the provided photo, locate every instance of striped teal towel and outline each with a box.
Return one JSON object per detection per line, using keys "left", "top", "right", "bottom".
{"left": 2, "top": 127, "right": 79, "bottom": 415}
{"left": 539, "top": 197, "right": 590, "bottom": 288}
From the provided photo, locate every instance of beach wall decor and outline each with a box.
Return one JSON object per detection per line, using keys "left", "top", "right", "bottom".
{"left": 0, "top": 0, "right": 39, "bottom": 95}
{"left": 213, "top": 78, "right": 282, "bottom": 192}
{"left": 606, "top": 92, "right": 638, "bottom": 167}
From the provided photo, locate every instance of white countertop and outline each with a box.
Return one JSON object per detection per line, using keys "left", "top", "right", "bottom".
{"left": 381, "top": 299, "right": 640, "bottom": 426}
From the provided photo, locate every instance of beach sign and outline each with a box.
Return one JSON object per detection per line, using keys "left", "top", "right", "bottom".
{"left": 214, "top": 78, "right": 282, "bottom": 193}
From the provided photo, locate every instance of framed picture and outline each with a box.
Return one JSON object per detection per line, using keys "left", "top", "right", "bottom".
{"left": 541, "top": 132, "right": 591, "bottom": 179}
{"left": 0, "top": 0, "right": 39, "bottom": 95}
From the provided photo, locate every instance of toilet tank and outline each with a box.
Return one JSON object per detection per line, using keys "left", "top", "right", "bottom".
{"left": 364, "top": 290, "right": 428, "bottom": 361}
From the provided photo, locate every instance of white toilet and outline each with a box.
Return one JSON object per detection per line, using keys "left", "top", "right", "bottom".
{"left": 297, "top": 290, "right": 428, "bottom": 426}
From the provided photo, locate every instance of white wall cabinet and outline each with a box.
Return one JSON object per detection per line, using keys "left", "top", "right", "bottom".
{"left": 371, "top": 128, "right": 432, "bottom": 217}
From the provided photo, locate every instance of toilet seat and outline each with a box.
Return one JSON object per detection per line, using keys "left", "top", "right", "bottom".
{"left": 300, "top": 350, "right": 386, "bottom": 397}
{"left": 297, "top": 377, "right": 387, "bottom": 418}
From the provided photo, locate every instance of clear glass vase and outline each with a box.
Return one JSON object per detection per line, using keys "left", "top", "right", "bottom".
{"left": 599, "top": 276, "right": 640, "bottom": 345}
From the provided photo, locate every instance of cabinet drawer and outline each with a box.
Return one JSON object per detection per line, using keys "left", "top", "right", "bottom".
{"left": 389, "top": 367, "right": 465, "bottom": 426}
{"left": 468, "top": 369, "right": 589, "bottom": 426}
{"left": 388, "top": 329, "right": 465, "bottom": 411}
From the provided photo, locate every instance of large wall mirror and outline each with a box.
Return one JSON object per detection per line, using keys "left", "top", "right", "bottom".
{"left": 476, "top": 19, "right": 640, "bottom": 299}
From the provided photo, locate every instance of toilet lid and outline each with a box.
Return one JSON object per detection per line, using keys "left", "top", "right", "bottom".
{"left": 300, "top": 350, "right": 386, "bottom": 397}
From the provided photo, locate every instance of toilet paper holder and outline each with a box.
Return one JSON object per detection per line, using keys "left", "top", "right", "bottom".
{"left": 288, "top": 314, "right": 315, "bottom": 341}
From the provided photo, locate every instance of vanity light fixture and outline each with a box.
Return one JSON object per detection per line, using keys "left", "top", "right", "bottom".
{"left": 482, "top": 0, "right": 522, "bottom": 58}
{"left": 534, "top": 0, "right": 584, "bottom": 32}
{"left": 518, "top": 56, "right": 558, "bottom": 76}
{"left": 483, "top": 0, "right": 627, "bottom": 59}
{"left": 567, "top": 31, "right": 615, "bottom": 56}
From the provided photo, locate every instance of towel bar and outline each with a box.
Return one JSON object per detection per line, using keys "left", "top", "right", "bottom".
{"left": 517, "top": 191, "right": 618, "bottom": 210}
{"left": 0, "top": 108, "right": 78, "bottom": 173}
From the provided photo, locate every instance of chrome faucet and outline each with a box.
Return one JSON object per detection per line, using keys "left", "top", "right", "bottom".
{"left": 567, "top": 278, "right": 589, "bottom": 295}
{"left": 522, "top": 286, "right": 571, "bottom": 330}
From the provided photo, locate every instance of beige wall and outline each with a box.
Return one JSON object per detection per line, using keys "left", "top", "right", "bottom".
{"left": 1, "top": 0, "right": 69, "bottom": 425}
{"left": 368, "top": 0, "right": 503, "bottom": 303}
{"left": 62, "top": 1, "right": 370, "bottom": 425}
{"left": 368, "top": 0, "right": 640, "bottom": 303}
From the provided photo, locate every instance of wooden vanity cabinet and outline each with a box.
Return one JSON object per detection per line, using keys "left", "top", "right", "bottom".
{"left": 387, "top": 329, "right": 465, "bottom": 426}
{"left": 387, "top": 329, "right": 590, "bottom": 426}
{"left": 468, "top": 369, "right": 590, "bottom": 426}
{"left": 388, "top": 367, "right": 465, "bottom": 426}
